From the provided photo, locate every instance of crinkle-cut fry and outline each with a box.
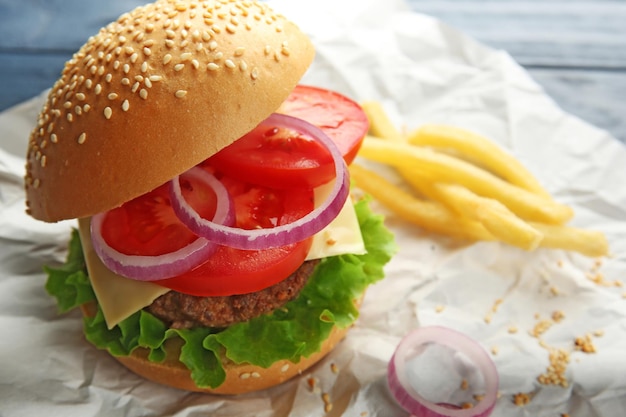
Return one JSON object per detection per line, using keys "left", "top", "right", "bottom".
{"left": 407, "top": 124, "right": 551, "bottom": 198}
{"left": 530, "top": 223, "right": 609, "bottom": 258}
{"left": 360, "top": 101, "right": 404, "bottom": 142}
{"left": 349, "top": 164, "right": 495, "bottom": 241}
{"left": 359, "top": 137, "right": 574, "bottom": 225}
{"left": 428, "top": 182, "right": 543, "bottom": 251}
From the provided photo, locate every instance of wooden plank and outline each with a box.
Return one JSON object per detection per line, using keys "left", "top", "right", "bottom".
{"left": 406, "top": 0, "right": 626, "bottom": 68}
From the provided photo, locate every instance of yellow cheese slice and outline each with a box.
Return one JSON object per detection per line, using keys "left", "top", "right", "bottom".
{"left": 77, "top": 186, "right": 365, "bottom": 329}
{"left": 77, "top": 218, "right": 170, "bottom": 329}
{"left": 306, "top": 183, "right": 366, "bottom": 260}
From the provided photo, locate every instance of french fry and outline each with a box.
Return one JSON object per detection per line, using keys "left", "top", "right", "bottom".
{"left": 530, "top": 223, "right": 609, "bottom": 258}
{"left": 359, "top": 137, "right": 574, "bottom": 225}
{"left": 360, "top": 101, "right": 404, "bottom": 142}
{"left": 349, "top": 164, "right": 495, "bottom": 242}
{"left": 407, "top": 124, "right": 551, "bottom": 198}
{"left": 426, "top": 182, "right": 543, "bottom": 251}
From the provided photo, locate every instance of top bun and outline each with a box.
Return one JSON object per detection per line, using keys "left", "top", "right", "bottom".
{"left": 25, "top": 0, "right": 314, "bottom": 222}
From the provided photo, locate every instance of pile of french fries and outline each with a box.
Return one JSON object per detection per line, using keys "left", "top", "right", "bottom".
{"left": 353, "top": 101, "right": 609, "bottom": 257}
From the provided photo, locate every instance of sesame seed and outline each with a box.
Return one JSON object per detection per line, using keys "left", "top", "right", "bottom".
{"left": 181, "top": 52, "right": 193, "bottom": 61}
{"left": 125, "top": 46, "right": 134, "bottom": 55}
{"left": 175, "top": 90, "right": 187, "bottom": 98}
{"left": 139, "top": 89, "right": 148, "bottom": 99}
{"left": 143, "top": 47, "right": 152, "bottom": 56}
{"left": 130, "top": 53, "right": 138, "bottom": 63}
{"left": 145, "top": 78, "right": 153, "bottom": 88}
{"left": 104, "top": 107, "right": 112, "bottom": 119}
{"left": 250, "top": 67, "right": 259, "bottom": 80}
{"left": 226, "top": 23, "right": 236, "bottom": 33}
{"left": 239, "top": 373, "right": 250, "bottom": 380}
{"left": 144, "top": 39, "right": 154, "bottom": 47}
{"left": 76, "top": 93, "right": 86, "bottom": 101}
{"left": 113, "top": 60, "right": 121, "bottom": 70}
{"left": 165, "top": 39, "right": 175, "bottom": 48}
{"left": 224, "top": 59, "right": 236, "bottom": 69}
{"left": 123, "top": 64, "right": 130, "bottom": 73}
{"left": 86, "top": 79, "right": 93, "bottom": 88}
{"left": 166, "top": 29, "right": 176, "bottom": 38}
{"left": 121, "top": 77, "right": 130, "bottom": 85}
{"left": 141, "top": 62, "right": 148, "bottom": 72}
{"left": 234, "top": 46, "right": 245, "bottom": 56}
{"left": 149, "top": 75, "right": 163, "bottom": 82}
{"left": 105, "top": 73, "right": 113, "bottom": 82}
{"left": 207, "top": 62, "right": 219, "bottom": 71}
{"left": 132, "top": 82, "right": 140, "bottom": 93}
{"left": 191, "top": 59, "right": 200, "bottom": 69}
{"left": 209, "top": 41, "right": 218, "bottom": 51}
{"left": 40, "top": 155, "right": 47, "bottom": 167}
{"left": 95, "top": 84, "right": 102, "bottom": 95}
{"left": 163, "top": 54, "right": 172, "bottom": 65}
{"left": 50, "top": 133, "right": 58, "bottom": 144}
{"left": 122, "top": 99, "right": 130, "bottom": 111}
{"left": 108, "top": 93, "right": 118, "bottom": 100}
{"left": 77, "top": 132, "right": 87, "bottom": 144}
{"left": 74, "top": 105, "right": 82, "bottom": 115}
{"left": 174, "top": 63, "right": 185, "bottom": 71}
{"left": 280, "top": 364, "right": 289, "bottom": 373}
{"left": 63, "top": 101, "right": 72, "bottom": 109}
{"left": 67, "top": 113, "right": 73, "bottom": 122}
{"left": 239, "top": 60, "right": 247, "bottom": 71}
{"left": 251, "top": 372, "right": 260, "bottom": 378}
{"left": 33, "top": 178, "right": 40, "bottom": 189}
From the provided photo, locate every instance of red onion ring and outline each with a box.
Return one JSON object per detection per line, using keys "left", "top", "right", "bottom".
{"left": 170, "top": 113, "right": 350, "bottom": 250}
{"left": 90, "top": 168, "right": 234, "bottom": 281}
{"left": 388, "top": 326, "right": 498, "bottom": 417}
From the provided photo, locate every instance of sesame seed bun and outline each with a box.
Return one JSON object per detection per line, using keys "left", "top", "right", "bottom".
{"left": 25, "top": 0, "right": 315, "bottom": 222}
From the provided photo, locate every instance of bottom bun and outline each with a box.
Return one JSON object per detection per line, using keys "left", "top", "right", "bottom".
{"left": 81, "top": 301, "right": 354, "bottom": 394}
{"left": 115, "top": 324, "right": 349, "bottom": 394}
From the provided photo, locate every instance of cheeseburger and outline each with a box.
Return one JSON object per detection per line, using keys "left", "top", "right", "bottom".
{"left": 26, "top": 0, "right": 395, "bottom": 393}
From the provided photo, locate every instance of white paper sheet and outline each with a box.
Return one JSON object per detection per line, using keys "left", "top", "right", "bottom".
{"left": 2, "top": 0, "right": 626, "bottom": 415}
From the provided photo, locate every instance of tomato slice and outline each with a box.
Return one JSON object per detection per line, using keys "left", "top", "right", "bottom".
{"left": 101, "top": 162, "right": 315, "bottom": 296}
{"left": 101, "top": 173, "right": 217, "bottom": 256}
{"left": 280, "top": 84, "right": 369, "bottom": 165}
{"left": 156, "top": 172, "right": 315, "bottom": 296}
{"left": 208, "top": 122, "right": 335, "bottom": 189}
{"left": 209, "top": 85, "right": 369, "bottom": 189}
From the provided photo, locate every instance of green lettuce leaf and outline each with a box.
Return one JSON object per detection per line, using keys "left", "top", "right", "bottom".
{"left": 45, "top": 197, "right": 396, "bottom": 388}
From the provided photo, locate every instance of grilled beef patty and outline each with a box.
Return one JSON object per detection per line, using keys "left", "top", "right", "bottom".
{"left": 147, "top": 260, "right": 319, "bottom": 329}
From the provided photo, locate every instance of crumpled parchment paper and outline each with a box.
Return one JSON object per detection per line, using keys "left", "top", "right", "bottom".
{"left": 1, "top": 0, "right": 626, "bottom": 415}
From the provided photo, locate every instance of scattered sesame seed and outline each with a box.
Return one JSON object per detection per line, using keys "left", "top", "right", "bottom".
{"left": 224, "top": 59, "right": 236, "bottom": 69}
{"left": 149, "top": 75, "right": 162, "bottom": 82}
{"left": 139, "top": 89, "right": 148, "bottom": 99}
{"left": 76, "top": 93, "right": 86, "bottom": 101}
{"left": 174, "top": 63, "right": 185, "bottom": 71}
{"left": 141, "top": 62, "right": 148, "bottom": 72}
{"left": 67, "top": 113, "right": 73, "bottom": 122}
{"left": 130, "top": 53, "right": 139, "bottom": 63}
{"left": 122, "top": 77, "right": 131, "bottom": 85}
{"left": 239, "top": 372, "right": 250, "bottom": 380}
{"left": 108, "top": 92, "right": 119, "bottom": 100}
{"left": 104, "top": 107, "right": 112, "bottom": 119}
{"left": 234, "top": 46, "right": 245, "bottom": 56}
{"left": 122, "top": 99, "right": 130, "bottom": 111}
{"left": 50, "top": 133, "right": 58, "bottom": 144}
{"left": 143, "top": 47, "right": 152, "bottom": 56}
{"left": 181, "top": 52, "right": 193, "bottom": 61}
{"left": 77, "top": 132, "right": 87, "bottom": 144}
{"left": 145, "top": 77, "right": 153, "bottom": 87}
{"left": 40, "top": 155, "right": 47, "bottom": 167}
{"left": 280, "top": 364, "right": 289, "bottom": 373}
{"left": 207, "top": 62, "right": 219, "bottom": 71}
{"left": 132, "top": 82, "right": 140, "bottom": 93}
{"left": 123, "top": 64, "right": 130, "bottom": 74}
{"left": 175, "top": 90, "right": 187, "bottom": 98}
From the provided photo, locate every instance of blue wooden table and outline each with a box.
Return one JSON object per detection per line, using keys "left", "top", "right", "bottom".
{"left": 1, "top": 0, "right": 625, "bottom": 144}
